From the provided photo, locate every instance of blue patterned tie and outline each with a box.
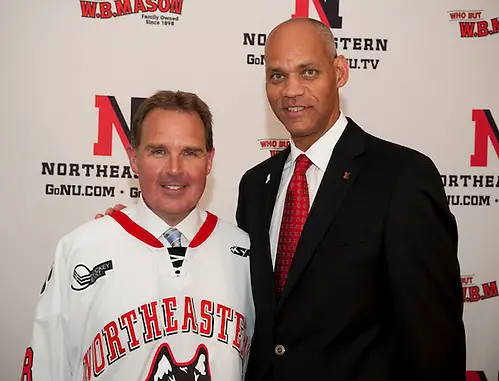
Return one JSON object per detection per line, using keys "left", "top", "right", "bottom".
{"left": 164, "top": 227, "right": 182, "bottom": 247}
{"left": 163, "top": 228, "right": 185, "bottom": 275}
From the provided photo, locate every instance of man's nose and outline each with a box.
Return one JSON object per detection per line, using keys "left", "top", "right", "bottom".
{"left": 282, "top": 75, "right": 305, "bottom": 98}
{"left": 164, "top": 155, "right": 183, "bottom": 175}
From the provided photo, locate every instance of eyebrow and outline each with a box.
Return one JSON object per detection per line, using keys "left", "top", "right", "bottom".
{"left": 266, "top": 62, "right": 319, "bottom": 73}
{"left": 297, "top": 62, "right": 318, "bottom": 69}
{"left": 145, "top": 144, "right": 166, "bottom": 150}
{"left": 145, "top": 144, "right": 206, "bottom": 153}
{"left": 182, "top": 146, "right": 205, "bottom": 153}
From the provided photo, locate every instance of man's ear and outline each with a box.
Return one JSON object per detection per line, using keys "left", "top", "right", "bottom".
{"left": 206, "top": 148, "right": 215, "bottom": 175}
{"left": 126, "top": 145, "right": 138, "bottom": 175}
{"left": 334, "top": 55, "right": 349, "bottom": 89}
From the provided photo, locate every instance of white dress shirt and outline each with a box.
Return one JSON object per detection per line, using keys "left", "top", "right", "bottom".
{"left": 269, "top": 111, "right": 348, "bottom": 267}
{"left": 134, "top": 197, "right": 206, "bottom": 247}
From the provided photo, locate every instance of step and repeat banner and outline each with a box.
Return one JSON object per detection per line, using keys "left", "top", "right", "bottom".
{"left": 1, "top": 0, "right": 498, "bottom": 380}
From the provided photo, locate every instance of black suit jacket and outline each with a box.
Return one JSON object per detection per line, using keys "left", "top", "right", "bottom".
{"left": 236, "top": 119, "right": 465, "bottom": 381}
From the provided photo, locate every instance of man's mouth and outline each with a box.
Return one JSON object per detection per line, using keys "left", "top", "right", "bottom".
{"left": 283, "top": 105, "right": 311, "bottom": 114}
{"left": 286, "top": 106, "right": 305, "bottom": 112}
{"left": 162, "top": 185, "right": 186, "bottom": 190}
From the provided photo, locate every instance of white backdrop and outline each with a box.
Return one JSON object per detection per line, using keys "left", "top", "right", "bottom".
{"left": 1, "top": 0, "right": 498, "bottom": 379}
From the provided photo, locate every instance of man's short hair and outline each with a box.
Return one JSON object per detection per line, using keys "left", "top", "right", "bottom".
{"left": 131, "top": 90, "right": 213, "bottom": 150}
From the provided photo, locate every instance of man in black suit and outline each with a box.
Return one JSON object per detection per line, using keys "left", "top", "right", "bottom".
{"left": 236, "top": 18, "right": 466, "bottom": 381}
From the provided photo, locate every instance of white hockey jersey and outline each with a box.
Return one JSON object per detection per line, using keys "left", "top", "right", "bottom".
{"left": 21, "top": 205, "right": 254, "bottom": 381}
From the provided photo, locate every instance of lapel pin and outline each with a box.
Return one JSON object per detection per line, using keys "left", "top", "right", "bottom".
{"left": 266, "top": 174, "right": 271, "bottom": 184}
{"left": 343, "top": 171, "right": 351, "bottom": 180}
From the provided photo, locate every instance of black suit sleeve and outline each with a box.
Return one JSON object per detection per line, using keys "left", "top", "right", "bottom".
{"left": 384, "top": 153, "right": 466, "bottom": 380}
{"left": 236, "top": 171, "right": 249, "bottom": 233}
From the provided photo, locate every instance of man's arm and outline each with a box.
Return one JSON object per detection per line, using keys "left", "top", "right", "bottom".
{"left": 21, "top": 243, "right": 71, "bottom": 381}
{"left": 384, "top": 153, "right": 465, "bottom": 380}
{"left": 236, "top": 172, "right": 249, "bottom": 233}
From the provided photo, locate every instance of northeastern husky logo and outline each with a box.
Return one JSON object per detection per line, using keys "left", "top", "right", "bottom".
{"left": 143, "top": 344, "right": 211, "bottom": 381}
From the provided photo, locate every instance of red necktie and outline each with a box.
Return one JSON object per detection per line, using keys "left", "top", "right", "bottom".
{"left": 275, "top": 154, "right": 313, "bottom": 297}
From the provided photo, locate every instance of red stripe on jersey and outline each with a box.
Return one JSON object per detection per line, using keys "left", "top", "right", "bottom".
{"left": 109, "top": 211, "right": 163, "bottom": 248}
{"left": 189, "top": 211, "right": 218, "bottom": 248}
{"left": 109, "top": 210, "right": 217, "bottom": 248}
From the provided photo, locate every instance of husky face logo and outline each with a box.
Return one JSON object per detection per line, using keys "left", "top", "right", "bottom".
{"left": 144, "top": 344, "right": 211, "bottom": 381}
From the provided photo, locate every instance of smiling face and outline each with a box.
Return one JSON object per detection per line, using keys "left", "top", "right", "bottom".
{"left": 264, "top": 19, "right": 348, "bottom": 151}
{"left": 127, "top": 109, "right": 214, "bottom": 226}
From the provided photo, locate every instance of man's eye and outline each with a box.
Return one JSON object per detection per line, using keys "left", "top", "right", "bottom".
{"left": 183, "top": 150, "right": 200, "bottom": 157}
{"left": 151, "top": 149, "right": 166, "bottom": 156}
{"left": 303, "top": 69, "right": 317, "bottom": 77}
{"left": 270, "top": 73, "right": 284, "bottom": 81}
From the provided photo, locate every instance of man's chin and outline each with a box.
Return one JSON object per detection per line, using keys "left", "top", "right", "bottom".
{"left": 157, "top": 208, "right": 190, "bottom": 225}
{"left": 282, "top": 122, "right": 315, "bottom": 137}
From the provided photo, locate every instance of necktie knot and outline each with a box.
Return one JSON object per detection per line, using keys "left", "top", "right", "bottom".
{"left": 163, "top": 227, "right": 182, "bottom": 247}
{"left": 294, "top": 154, "right": 312, "bottom": 176}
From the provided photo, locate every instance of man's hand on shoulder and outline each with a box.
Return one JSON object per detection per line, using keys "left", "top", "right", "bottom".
{"left": 94, "top": 204, "right": 127, "bottom": 219}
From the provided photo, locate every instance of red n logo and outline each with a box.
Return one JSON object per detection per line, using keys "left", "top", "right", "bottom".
{"left": 470, "top": 109, "right": 499, "bottom": 167}
{"left": 292, "top": 0, "right": 343, "bottom": 29}
{"left": 93, "top": 95, "right": 146, "bottom": 156}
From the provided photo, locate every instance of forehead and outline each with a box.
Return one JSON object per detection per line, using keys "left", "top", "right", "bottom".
{"left": 141, "top": 109, "right": 205, "bottom": 145}
{"left": 265, "top": 23, "right": 328, "bottom": 69}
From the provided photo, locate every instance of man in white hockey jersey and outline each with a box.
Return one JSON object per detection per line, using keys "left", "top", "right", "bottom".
{"left": 21, "top": 90, "right": 254, "bottom": 381}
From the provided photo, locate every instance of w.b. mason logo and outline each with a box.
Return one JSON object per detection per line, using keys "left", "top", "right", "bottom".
{"left": 71, "top": 260, "right": 113, "bottom": 291}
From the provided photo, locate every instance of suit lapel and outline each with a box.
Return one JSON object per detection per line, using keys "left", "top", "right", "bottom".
{"left": 276, "top": 120, "right": 366, "bottom": 311}
{"left": 260, "top": 146, "right": 290, "bottom": 239}
{"left": 254, "top": 147, "right": 290, "bottom": 310}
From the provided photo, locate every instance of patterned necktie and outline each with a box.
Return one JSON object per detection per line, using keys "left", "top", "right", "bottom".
{"left": 275, "top": 154, "right": 313, "bottom": 297}
{"left": 164, "top": 227, "right": 182, "bottom": 247}
{"left": 163, "top": 227, "right": 186, "bottom": 275}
